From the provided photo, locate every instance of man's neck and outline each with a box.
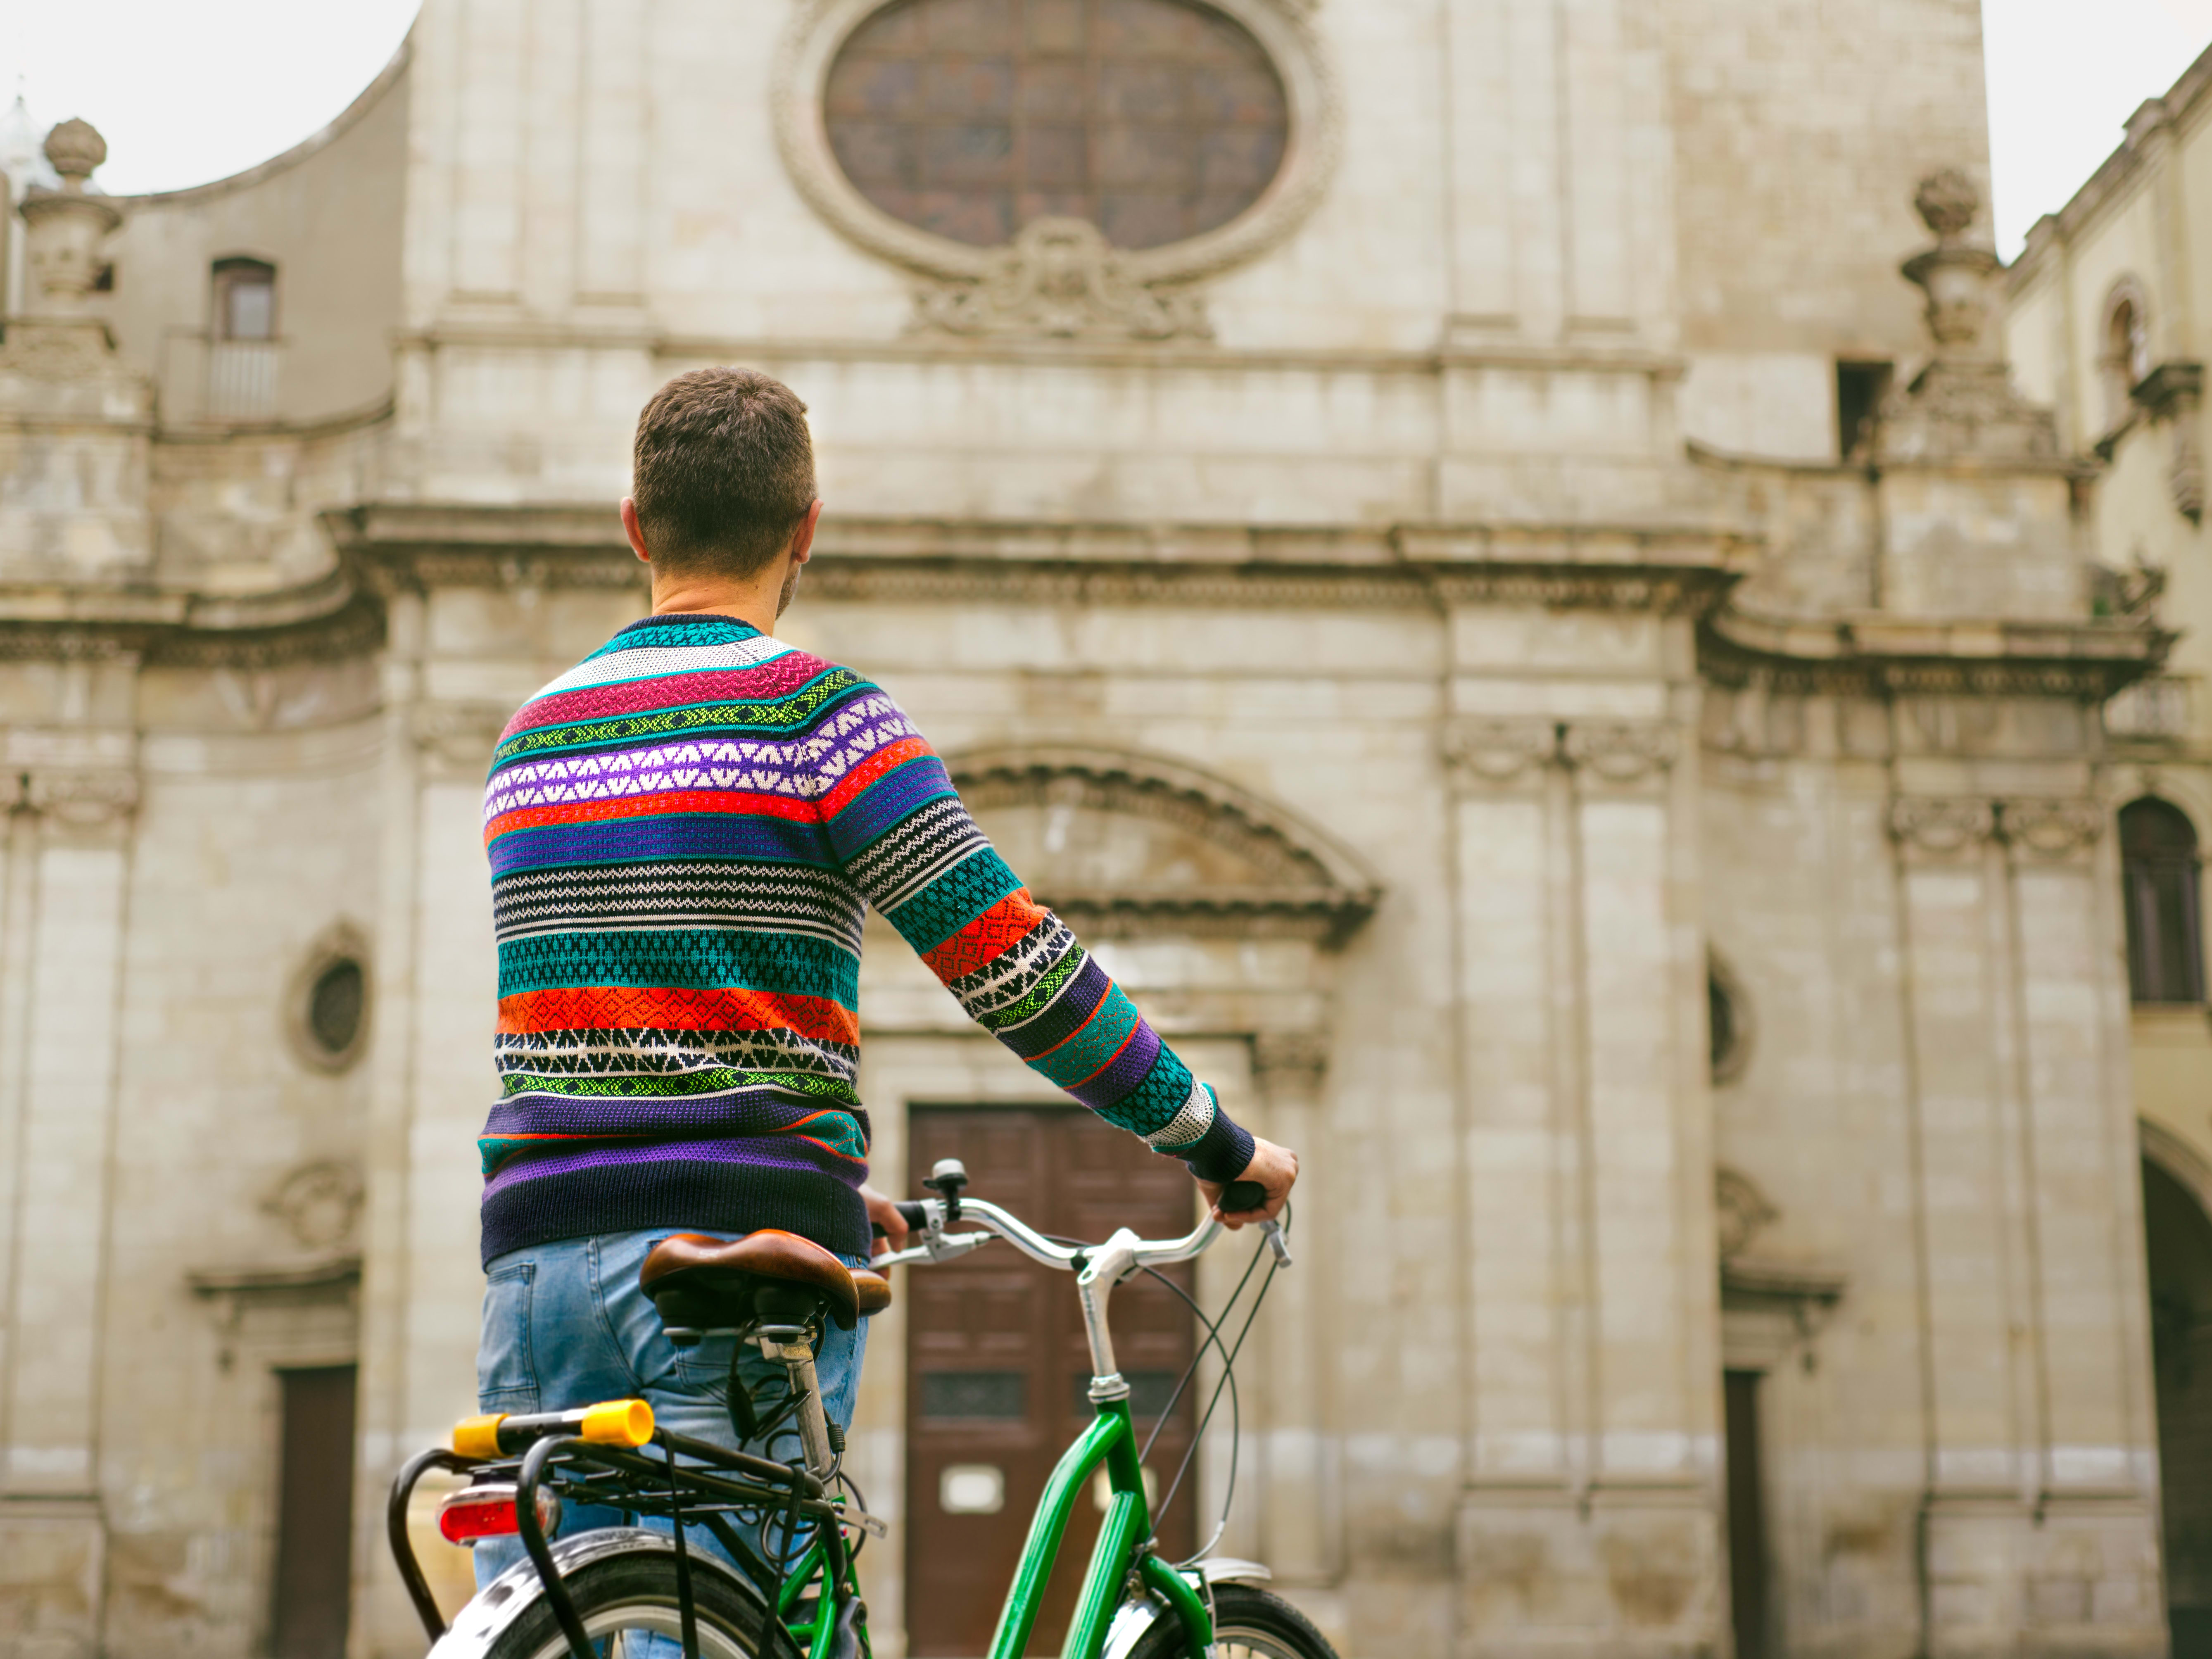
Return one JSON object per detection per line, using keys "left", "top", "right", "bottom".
{"left": 648, "top": 570, "right": 783, "bottom": 634}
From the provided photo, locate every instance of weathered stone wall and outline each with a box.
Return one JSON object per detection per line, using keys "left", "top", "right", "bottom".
{"left": 0, "top": 4, "right": 2188, "bottom": 1659}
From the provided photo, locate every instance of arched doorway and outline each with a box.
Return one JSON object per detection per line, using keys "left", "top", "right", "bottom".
{"left": 2143, "top": 1150, "right": 2212, "bottom": 1656}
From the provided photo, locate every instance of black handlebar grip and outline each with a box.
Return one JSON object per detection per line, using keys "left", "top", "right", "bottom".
{"left": 894, "top": 1200, "right": 928, "bottom": 1229}
{"left": 1221, "top": 1180, "right": 1266, "bottom": 1214}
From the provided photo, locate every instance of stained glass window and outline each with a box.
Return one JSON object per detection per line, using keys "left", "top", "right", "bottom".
{"left": 824, "top": 0, "right": 1289, "bottom": 250}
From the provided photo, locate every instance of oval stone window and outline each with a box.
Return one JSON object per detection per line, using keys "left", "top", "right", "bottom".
{"left": 824, "top": 0, "right": 1290, "bottom": 251}
{"left": 307, "top": 958, "right": 365, "bottom": 1060}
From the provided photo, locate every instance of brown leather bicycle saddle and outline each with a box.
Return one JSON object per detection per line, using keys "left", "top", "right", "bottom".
{"left": 640, "top": 1231, "right": 891, "bottom": 1332}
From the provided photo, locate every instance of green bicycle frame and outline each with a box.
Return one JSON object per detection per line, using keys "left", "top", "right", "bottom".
{"left": 978, "top": 1394, "right": 1214, "bottom": 1659}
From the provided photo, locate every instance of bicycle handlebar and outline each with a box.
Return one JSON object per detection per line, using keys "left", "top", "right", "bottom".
{"left": 867, "top": 1193, "right": 1224, "bottom": 1275}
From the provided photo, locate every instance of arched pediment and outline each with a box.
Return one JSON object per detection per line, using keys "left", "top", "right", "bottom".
{"left": 944, "top": 745, "right": 1380, "bottom": 948}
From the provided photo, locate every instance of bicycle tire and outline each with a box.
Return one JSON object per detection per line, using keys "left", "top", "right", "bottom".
{"left": 462, "top": 1541, "right": 792, "bottom": 1659}
{"left": 1128, "top": 1584, "right": 1340, "bottom": 1659}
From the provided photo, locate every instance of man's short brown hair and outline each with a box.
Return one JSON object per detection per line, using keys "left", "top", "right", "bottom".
{"left": 630, "top": 368, "right": 816, "bottom": 579}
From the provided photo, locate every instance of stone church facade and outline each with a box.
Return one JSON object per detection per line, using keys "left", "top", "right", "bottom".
{"left": 0, "top": 3, "right": 2193, "bottom": 1659}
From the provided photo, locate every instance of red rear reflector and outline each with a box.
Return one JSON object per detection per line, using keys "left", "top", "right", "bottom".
{"left": 437, "top": 1483, "right": 562, "bottom": 1544}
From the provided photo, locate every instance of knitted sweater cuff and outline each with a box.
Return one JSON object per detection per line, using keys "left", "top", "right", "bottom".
{"left": 1176, "top": 1106, "right": 1256, "bottom": 1186}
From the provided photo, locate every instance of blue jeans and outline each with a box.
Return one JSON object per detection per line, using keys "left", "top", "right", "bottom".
{"left": 471, "top": 1227, "right": 868, "bottom": 1590}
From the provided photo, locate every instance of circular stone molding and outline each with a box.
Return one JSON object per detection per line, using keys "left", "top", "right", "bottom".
{"left": 285, "top": 922, "right": 373, "bottom": 1074}
{"left": 773, "top": 0, "right": 1341, "bottom": 289}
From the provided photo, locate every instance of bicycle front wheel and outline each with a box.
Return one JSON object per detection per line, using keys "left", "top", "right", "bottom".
{"left": 1129, "top": 1584, "right": 1340, "bottom": 1659}
{"left": 452, "top": 1535, "right": 790, "bottom": 1659}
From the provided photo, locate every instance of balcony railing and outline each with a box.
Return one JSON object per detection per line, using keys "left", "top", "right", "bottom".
{"left": 206, "top": 339, "right": 281, "bottom": 419}
{"left": 160, "top": 332, "right": 285, "bottom": 424}
{"left": 2106, "top": 675, "right": 2193, "bottom": 739}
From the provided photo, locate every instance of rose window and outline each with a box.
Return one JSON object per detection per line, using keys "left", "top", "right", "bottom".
{"left": 823, "top": 0, "right": 1290, "bottom": 252}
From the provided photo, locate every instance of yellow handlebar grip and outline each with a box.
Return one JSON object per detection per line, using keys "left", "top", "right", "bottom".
{"left": 453, "top": 1414, "right": 507, "bottom": 1458}
{"left": 579, "top": 1398, "right": 654, "bottom": 1447}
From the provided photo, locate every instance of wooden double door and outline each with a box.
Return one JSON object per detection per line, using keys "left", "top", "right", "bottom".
{"left": 905, "top": 1106, "right": 1199, "bottom": 1656}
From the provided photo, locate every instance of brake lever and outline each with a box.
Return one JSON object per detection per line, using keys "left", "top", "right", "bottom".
{"left": 867, "top": 1230, "right": 992, "bottom": 1272}
{"left": 1257, "top": 1219, "right": 1292, "bottom": 1269}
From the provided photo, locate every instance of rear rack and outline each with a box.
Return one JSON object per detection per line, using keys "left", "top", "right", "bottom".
{"left": 387, "top": 1427, "right": 865, "bottom": 1649}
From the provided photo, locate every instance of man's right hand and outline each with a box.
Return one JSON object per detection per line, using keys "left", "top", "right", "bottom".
{"left": 1195, "top": 1136, "right": 1299, "bottom": 1229}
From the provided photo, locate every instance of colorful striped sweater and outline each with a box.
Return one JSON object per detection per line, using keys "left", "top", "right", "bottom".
{"left": 478, "top": 613, "right": 1253, "bottom": 1264}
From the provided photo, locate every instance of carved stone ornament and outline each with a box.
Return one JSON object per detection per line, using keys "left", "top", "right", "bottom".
{"left": 912, "top": 219, "right": 1212, "bottom": 341}
{"left": 25, "top": 768, "right": 139, "bottom": 829}
{"left": 1876, "top": 170, "right": 2060, "bottom": 463}
{"left": 2133, "top": 360, "right": 2207, "bottom": 523}
{"left": 261, "top": 1160, "right": 365, "bottom": 1251}
{"left": 771, "top": 0, "right": 1341, "bottom": 336}
{"left": 1562, "top": 722, "right": 1680, "bottom": 783}
{"left": 1998, "top": 797, "right": 2105, "bottom": 860}
{"left": 946, "top": 743, "right": 1381, "bottom": 947}
{"left": 1716, "top": 1167, "right": 1780, "bottom": 1263}
{"left": 1442, "top": 718, "right": 1559, "bottom": 786}
{"left": 1887, "top": 796, "right": 1995, "bottom": 856}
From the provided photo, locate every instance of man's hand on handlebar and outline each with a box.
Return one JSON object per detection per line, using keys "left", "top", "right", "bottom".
{"left": 861, "top": 1183, "right": 910, "bottom": 1259}
{"left": 1197, "top": 1136, "right": 1299, "bottom": 1229}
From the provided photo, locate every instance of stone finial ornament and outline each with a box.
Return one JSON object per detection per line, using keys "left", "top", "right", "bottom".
{"left": 1901, "top": 169, "right": 1999, "bottom": 359}
{"left": 42, "top": 117, "right": 106, "bottom": 191}
{"left": 10, "top": 117, "right": 121, "bottom": 335}
{"left": 1874, "top": 169, "right": 2058, "bottom": 462}
{"left": 1913, "top": 168, "right": 1979, "bottom": 241}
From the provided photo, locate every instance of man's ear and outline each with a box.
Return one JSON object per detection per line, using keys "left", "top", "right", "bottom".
{"left": 620, "top": 497, "right": 651, "bottom": 563}
{"left": 789, "top": 499, "right": 824, "bottom": 567}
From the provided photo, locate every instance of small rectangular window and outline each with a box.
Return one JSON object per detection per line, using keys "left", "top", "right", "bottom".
{"left": 1836, "top": 360, "right": 1892, "bottom": 460}
{"left": 269, "top": 1364, "right": 356, "bottom": 1659}
{"left": 919, "top": 1369, "right": 1028, "bottom": 1420}
{"left": 212, "top": 257, "right": 277, "bottom": 342}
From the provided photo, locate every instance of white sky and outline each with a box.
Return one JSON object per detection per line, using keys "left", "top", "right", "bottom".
{"left": 2, "top": 0, "right": 2210, "bottom": 259}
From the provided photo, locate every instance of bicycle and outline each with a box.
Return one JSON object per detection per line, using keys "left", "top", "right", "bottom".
{"left": 387, "top": 1160, "right": 1338, "bottom": 1659}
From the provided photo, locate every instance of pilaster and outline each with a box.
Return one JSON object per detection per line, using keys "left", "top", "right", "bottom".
{"left": 1889, "top": 793, "right": 2164, "bottom": 1655}
{"left": 1447, "top": 708, "right": 1721, "bottom": 1659}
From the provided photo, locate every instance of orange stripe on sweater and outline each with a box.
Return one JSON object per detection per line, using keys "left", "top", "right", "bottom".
{"left": 497, "top": 986, "right": 860, "bottom": 1046}
{"left": 919, "top": 889, "right": 1051, "bottom": 985}
{"left": 486, "top": 789, "right": 816, "bottom": 844}
{"left": 818, "top": 737, "right": 936, "bottom": 820}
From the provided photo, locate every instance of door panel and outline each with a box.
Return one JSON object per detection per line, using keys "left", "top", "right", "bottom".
{"left": 270, "top": 1364, "right": 358, "bottom": 1659}
{"left": 905, "top": 1107, "right": 1197, "bottom": 1657}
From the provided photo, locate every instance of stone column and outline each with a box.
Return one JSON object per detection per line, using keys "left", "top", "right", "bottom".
{"left": 0, "top": 763, "right": 138, "bottom": 1659}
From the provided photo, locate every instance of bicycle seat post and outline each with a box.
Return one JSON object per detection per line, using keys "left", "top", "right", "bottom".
{"left": 755, "top": 1324, "right": 838, "bottom": 1482}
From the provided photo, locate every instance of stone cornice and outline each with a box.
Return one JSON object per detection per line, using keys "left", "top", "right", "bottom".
{"left": 324, "top": 503, "right": 1748, "bottom": 615}
{"left": 1699, "top": 606, "right": 2172, "bottom": 702}
{"left": 0, "top": 567, "right": 383, "bottom": 668}
{"left": 399, "top": 323, "right": 1688, "bottom": 382}
{"left": 2008, "top": 37, "right": 2212, "bottom": 290}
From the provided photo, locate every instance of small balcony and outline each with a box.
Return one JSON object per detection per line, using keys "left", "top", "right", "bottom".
{"left": 160, "top": 331, "right": 285, "bottom": 425}
{"left": 2107, "top": 675, "right": 2194, "bottom": 741}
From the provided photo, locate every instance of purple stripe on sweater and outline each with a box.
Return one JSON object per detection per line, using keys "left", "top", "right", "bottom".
{"left": 487, "top": 813, "right": 834, "bottom": 878}
{"left": 1067, "top": 1020, "right": 1162, "bottom": 1112}
{"left": 996, "top": 954, "right": 1114, "bottom": 1059}
{"left": 490, "top": 701, "right": 924, "bottom": 820}
{"left": 484, "top": 1134, "right": 848, "bottom": 1197}
{"left": 824, "top": 756, "right": 960, "bottom": 862}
